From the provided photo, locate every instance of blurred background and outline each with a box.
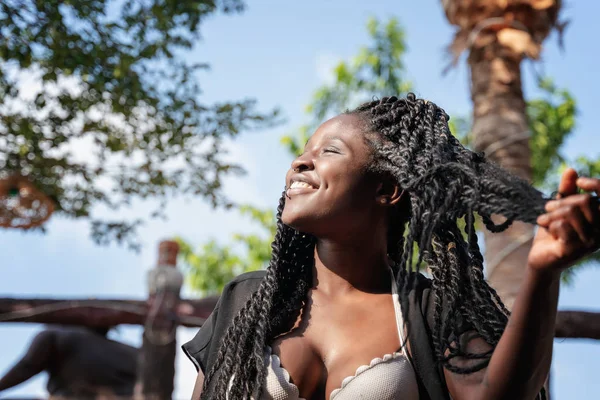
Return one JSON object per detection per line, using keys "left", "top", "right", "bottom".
{"left": 0, "top": 0, "right": 598, "bottom": 399}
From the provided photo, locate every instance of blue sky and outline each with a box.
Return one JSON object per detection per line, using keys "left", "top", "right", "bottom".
{"left": 1, "top": 0, "right": 599, "bottom": 398}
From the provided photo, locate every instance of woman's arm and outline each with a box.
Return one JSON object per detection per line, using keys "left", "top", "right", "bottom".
{"left": 445, "top": 168, "right": 600, "bottom": 400}
{"left": 444, "top": 267, "right": 559, "bottom": 400}
{"left": 191, "top": 371, "right": 204, "bottom": 400}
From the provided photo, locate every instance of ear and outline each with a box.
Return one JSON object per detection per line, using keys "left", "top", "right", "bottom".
{"left": 376, "top": 179, "right": 404, "bottom": 206}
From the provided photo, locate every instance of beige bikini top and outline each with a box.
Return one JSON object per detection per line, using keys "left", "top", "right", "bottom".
{"left": 258, "top": 268, "right": 420, "bottom": 400}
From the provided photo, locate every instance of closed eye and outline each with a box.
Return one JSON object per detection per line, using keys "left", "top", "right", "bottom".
{"left": 323, "top": 147, "right": 341, "bottom": 154}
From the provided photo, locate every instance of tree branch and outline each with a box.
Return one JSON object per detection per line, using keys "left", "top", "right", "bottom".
{"left": 0, "top": 297, "right": 218, "bottom": 328}
{"left": 554, "top": 310, "right": 600, "bottom": 339}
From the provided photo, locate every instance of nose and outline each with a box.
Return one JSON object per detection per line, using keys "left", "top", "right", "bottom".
{"left": 291, "top": 153, "right": 314, "bottom": 172}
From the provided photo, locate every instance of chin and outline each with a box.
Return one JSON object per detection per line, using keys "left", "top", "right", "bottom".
{"left": 281, "top": 208, "right": 305, "bottom": 231}
{"left": 281, "top": 205, "right": 318, "bottom": 234}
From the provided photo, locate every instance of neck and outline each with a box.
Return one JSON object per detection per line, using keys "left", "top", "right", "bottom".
{"left": 313, "top": 234, "right": 391, "bottom": 296}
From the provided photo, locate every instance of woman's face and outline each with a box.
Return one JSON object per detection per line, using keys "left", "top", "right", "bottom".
{"left": 282, "top": 114, "right": 383, "bottom": 238}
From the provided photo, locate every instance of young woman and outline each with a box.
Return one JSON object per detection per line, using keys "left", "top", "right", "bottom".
{"left": 183, "top": 94, "right": 600, "bottom": 400}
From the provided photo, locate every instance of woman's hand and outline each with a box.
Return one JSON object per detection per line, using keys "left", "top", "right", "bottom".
{"left": 530, "top": 168, "right": 600, "bottom": 274}
{"left": 454, "top": 167, "right": 599, "bottom": 400}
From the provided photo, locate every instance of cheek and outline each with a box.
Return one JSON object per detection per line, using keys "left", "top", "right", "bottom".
{"left": 324, "top": 167, "right": 376, "bottom": 207}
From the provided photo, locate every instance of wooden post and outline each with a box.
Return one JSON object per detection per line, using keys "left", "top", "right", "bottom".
{"left": 136, "top": 240, "right": 183, "bottom": 400}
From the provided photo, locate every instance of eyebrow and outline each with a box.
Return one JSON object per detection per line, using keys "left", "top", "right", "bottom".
{"left": 304, "top": 135, "right": 346, "bottom": 148}
{"left": 326, "top": 135, "right": 345, "bottom": 144}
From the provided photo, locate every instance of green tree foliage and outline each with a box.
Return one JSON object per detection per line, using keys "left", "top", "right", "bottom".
{"left": 281, "top": 17, "right": 411, "bottom": 157}
{"left": 529, "top": 78, "right": 577, "bottom": 187}
{"left": 176, "top": 205, "right": 276, "bottom": 295}
{"left": 0, "top": 0, "right": 278, "bottom": 250}
{"left": 178, "top": 16, "right": 594, "bottom": 293}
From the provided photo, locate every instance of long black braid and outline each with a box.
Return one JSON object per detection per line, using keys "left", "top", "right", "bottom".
{"left": 201, "top": 93, "right": 549, "bottom": 399}
{"left": 201, "top": 192, "right": 315, "bottom": 399}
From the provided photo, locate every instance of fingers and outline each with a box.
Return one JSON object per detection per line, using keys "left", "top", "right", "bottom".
{"left": 541, "top": 204, "right": 595, "bottom": 245}
{"left": 548, "top": 219, "right": 580, "bottom": 243}
{"left": 557, "top": 168, "right": 579, "bottom": 198}
{"left": 538, "top": 170, "right": 600, "bottom": 246}
{"left": 544, "top": 193, "right": 600, "bottom": 227}
{"left": 576, "top": 177, "right": 600, "bottom": 196}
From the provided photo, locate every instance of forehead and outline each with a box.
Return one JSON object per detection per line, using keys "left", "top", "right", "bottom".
{"left": 308, "top": 114, "right": 368, "bottom": 148}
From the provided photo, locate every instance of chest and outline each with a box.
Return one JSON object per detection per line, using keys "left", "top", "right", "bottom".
{"left": 269, "top": 292, "right": 410, "bottom": 400}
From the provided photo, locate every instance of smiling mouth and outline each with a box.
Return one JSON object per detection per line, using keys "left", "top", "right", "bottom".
{"left": 290, "top": 181, "right": 315, "bottom": 190}
{"left": 287, "top": 180, "right": 318, "bottom": 197}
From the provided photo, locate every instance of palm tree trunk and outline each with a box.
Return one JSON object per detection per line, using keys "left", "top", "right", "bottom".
{"left": 468, "top": 42, "right": 534, "bottom": 309}
{"left": 440, "top": 3, "right": 564, "bottom": 397}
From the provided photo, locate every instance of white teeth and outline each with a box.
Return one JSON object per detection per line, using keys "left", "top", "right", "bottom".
{"left": 290, "top": 181, "right": 313, "bottom": 189}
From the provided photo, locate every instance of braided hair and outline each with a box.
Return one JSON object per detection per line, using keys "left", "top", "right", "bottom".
{"left": 201, "top": 93, "right": 549, "bottom": 399}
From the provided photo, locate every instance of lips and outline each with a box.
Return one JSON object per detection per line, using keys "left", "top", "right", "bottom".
{"left": 287, "top": 173, "right": 319, "bottom": 196}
